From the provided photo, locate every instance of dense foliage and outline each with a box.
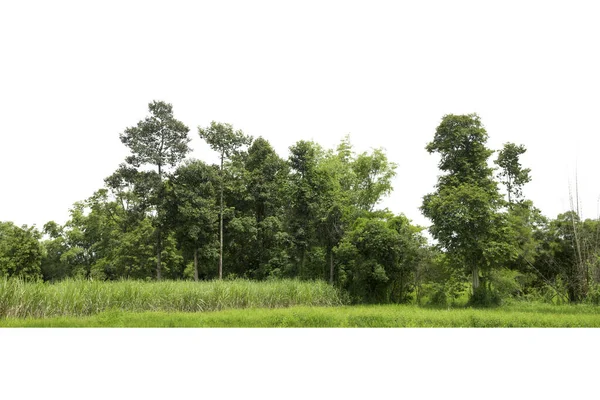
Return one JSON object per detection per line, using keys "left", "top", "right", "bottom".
{"left": 2, "top": 103, "right": 600, "bottom": 305}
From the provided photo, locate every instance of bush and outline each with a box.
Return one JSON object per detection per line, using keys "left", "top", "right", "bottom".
{"left": 468, "top": 286, "right": 502, "bottom": 307}
{"left": 429, "top": 284, "right": 448, "bottom": 306}
{"left": 586, "top": 285, "right": 600, "bottom": 305}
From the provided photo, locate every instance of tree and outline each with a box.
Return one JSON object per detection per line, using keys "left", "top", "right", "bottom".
{"left": 352, "top": 148, "right": 397, "bottom": 212}
{"left": 198, "top": 121, "right": 252, "bottom": 279}
{"left": 421, "top": 114, "right": 509, "bottom": 299}
{"left": 239, "top": 137, "right": 291, "bottom": 279}
{"left": 287, "top": 140, "right": 324, "bottom": 278}
{"left": 316, "top": 140, "right": 358, "bottom": 284}
{"left": 166, "top": 160, "right": 219, "bottom": 281}
{"left": 495, "top": 142, "right": 531, "bottom": 204}
{"left": 334, "top": 213, "right": 424, "bottom": 303}
{"left": 535, "top": 212, "right": 600, "bottom": 303}
{"left": 0, "top": 222, "right": 43, "bottom": 280}
{"left": 41, "top": 190, "right": 163, "bottom": 281}
{"left": 119, "top": 100, "right": 191, "bottom": 280}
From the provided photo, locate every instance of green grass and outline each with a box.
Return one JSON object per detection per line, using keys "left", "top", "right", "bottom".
{"left": 3, "top": 278, "right": 600, "bottom": 327}
{"left": 0, "top": 278, "right": 342, "bottom": 319}
{"left": 3, "top": 302, "right": 600, "bottom": 327}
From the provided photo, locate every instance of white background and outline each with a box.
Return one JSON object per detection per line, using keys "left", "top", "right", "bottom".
{"left": 1, "top": 329, "right": 598, "bottom": 399}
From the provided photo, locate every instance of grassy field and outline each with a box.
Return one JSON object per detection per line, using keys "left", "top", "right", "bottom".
{"left": 0, "top": 278, "right": 342, "bottom": 318}
{"left": 2, "top": 278, "right": 600, "bottom": 327}
{"left": 3, "top": 302, "right": 600, "bottom": 327}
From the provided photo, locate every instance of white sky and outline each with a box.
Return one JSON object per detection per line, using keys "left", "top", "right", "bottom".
{"left": 1, "top": 0, "right": 599, "bottom": 230}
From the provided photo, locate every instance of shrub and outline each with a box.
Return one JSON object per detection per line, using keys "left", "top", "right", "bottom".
{"left": 468, "top": 286, "right": 502, "bottom": 307}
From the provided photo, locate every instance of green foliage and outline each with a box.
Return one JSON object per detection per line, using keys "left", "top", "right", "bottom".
{"left": 533, "top": 212, "right": 600, "bottom": 303}
{"left": 422, "top": 113, "right": 511, "bottom": 299}
{"left": 120, "top": 100, "right": 191, "bottom": 171}
{"left": 425, "top": 113, "right": 494, "bottom": 185}
{"left": 166, "top": 160, "right": 220, "bottom": 280}
{"left": 415, "top": 252, "right": 467, "bottom": 306}
{"left": 335, "top": 214, "right": 424, "bottom": 303}
{"left": 198, "top": 121, "right": 253, "bottom": 279}
{"left": 0, "top": 222, "right": 43, "bottom": 280}
{"left": 118, "top": 100, "right": 191, "bottom": 280}
{"left": 468, "top": 286, "right": 502, "bottom": 307}
{"left": 495, "top": 142, "right": 531, "bottom": 204}
{"left": 352, "top": 148, "right": 397, "bottom": 212}
{"left": 489, "top": 268, "right": 535, "bottom": 299}
{"left": 198, "top": 121, "right": 253, "bottom": 160}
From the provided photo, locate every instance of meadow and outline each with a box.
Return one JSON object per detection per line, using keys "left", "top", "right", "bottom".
{"left": 3, "top": 302, "right": 600, "bottom": 327}
{"left": 2, "top": 278, "right": 600, "bottom": 327}
{"left": 0, "top": 278, "right": 342, "bottom": 319}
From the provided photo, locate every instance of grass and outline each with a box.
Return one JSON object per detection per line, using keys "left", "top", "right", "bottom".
{"left": 0, "top": 278, "right": 342, "bottom": 319}
{"left": 3, "top": 278, "right": 600, "bottom": 327}
{"left": 3, "top": 302, "right": 600, "bottom": 327}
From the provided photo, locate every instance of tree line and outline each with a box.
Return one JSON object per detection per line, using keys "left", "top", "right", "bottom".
{"left": 2, "top": 102, "right": 600, "bottom": 304}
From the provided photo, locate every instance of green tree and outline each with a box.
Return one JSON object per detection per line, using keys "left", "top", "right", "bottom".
{"left": 119, "top": 100, "right": 191, "bottom": 280}
{"left": 287, "top": 140, "right": 324, "bottom": 278}
{"left": 41, "top": 221, "right": 70, "bottom": 281}
{"left": 334, "top": 214, "right": 424, "bottom": 303}
{"left": 42, "top": 192, "right": 159, "bottom": 281}
{"left": 535, "top": 212, "right": 600, "bottom": 302}
{"left": 198, "top": 122, "right": 252, "bottom": 279}
{"left": 352, "top": 148, "right": 397, "bottom": 212}
{"left": 166, "top": 160, "right": 219, "bottom": 281}
{"left": 239, "top": 137, "right": 291, "bottom": 279}
{"left": 421, "top": 114, "right": 509, "bottom": 300}
{"left": 495, "top": 142, "right": 531, "bottom": 204}
{"left": 103, "top": 166, "right": 165, "bottom": 279}
{"left": 316, "top": 141, "right": 358, "bottom": 283}
{"left": 0, "top": 222, "right": 43, "bottom": 280}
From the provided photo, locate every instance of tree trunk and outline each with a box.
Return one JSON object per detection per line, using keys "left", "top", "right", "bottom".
{"left": 156, "top": 163, "right": 163, "bottom": 281}
{"left": 472, "top": 265, "right": 480, "bottom": 292}
{"left": 194, "top": 247, "right": 199, "bottom": 282}
{"left": 219, "top": 153, "right": 224, "bottom": 280}
{"left": 329, "top": 250, "right": 334, "bottom": 285}
{"left": 300, "top": 247, "right": 305, "bottom": 279}
{"left": 156, "top": 232, "right": 162, "bottom": 280}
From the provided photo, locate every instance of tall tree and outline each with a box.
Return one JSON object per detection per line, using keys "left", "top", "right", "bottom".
{"left": 198, "top": 121, "right": 252, "bottom": 279}
{"left": 495, "top": 142, "right": 531, "bottom": 204}
{"left": 421, "top": 114, "right": 509, "bottom": 298}
{"left": 317, "top": 142, "right": 357, "bottom": 284}
{"left": 287, "top": 140, "right": 325, "bottom": 278}
{"left": 166, "top": 160, "right": 219, "bottom": 281}
{"left": 119, "top": 100, "right": 191, "bottom": 280}
{"left": 241, "top": 137, "right": 290, "bottom": 279}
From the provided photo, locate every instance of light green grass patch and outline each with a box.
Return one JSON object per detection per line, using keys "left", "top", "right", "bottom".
{"left": 3, "top": 303, "right": 600, "bottom": 327}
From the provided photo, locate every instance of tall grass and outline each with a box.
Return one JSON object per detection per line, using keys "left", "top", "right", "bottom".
{"left": 0, "top": 278, "right": 343, "bottom": 319}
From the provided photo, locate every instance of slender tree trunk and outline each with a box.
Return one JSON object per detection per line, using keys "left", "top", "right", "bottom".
{"left": 156, "top": 232, "right": 162, "bottom": 280}
{"left": 329, "top": 250, "right": 334, "bottom": 285}
{"left": 194, "top": 247, "right": 199, "bottom": 282}
{"left": 219, "top": 153, "right": 224, "bottom": 280}
{"left": 472, "top": 265, "right": 479, "bottom": 292}
{"left": 300, "top": 247, "right": 305, "bottom": 279}
{"left": 156, "top": 163, "right": 163, "bottom": 281}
